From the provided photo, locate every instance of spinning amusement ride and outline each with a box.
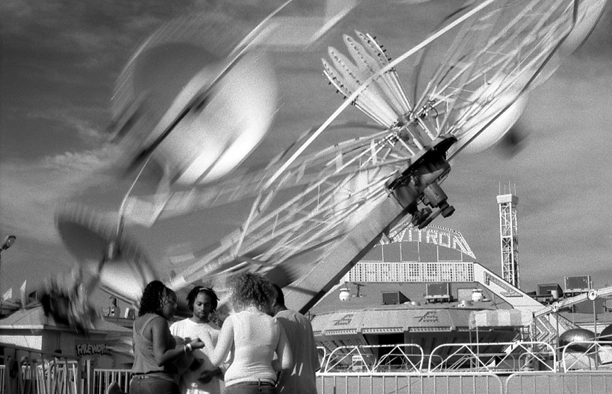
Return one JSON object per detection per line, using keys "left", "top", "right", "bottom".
{"left": 36, "top": 0, "right": 607, "bottom": 329}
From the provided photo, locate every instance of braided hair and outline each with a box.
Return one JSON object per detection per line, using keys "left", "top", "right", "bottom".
{"left": 229, "top": 272, "right": 273, "bottom": 312}
{"left": 186, "top": 286, "right": 219, "bottom": 312}
{"left": 138, "top": 280, "right": 169, "bottom": 317}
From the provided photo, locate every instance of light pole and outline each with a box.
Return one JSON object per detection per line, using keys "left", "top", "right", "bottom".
{"left": 0, "top": 235, "right": 16, "bottom": 296}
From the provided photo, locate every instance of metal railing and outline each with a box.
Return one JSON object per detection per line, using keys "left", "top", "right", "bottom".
{"left": 4, "top": 340, "right": 612, "bottom": 393}
{"left": 86, "top": 362, "right": 132, "bottom": 394}
{"left": 1, "top": 344, "right": 82, "bottom": 394}
{"left": 322, "top": 343, "right": 424, "bottom": 373}
{"left": 506, "top": 371, "right": 612, "bottom": 394}
{"left": 317, "top": 371, "right": 504, "bottom": 394}
{"left": 0, "top": 366, "right": 5, "bottom": 394}
{"left": 428, "top": 341, "right": 557, "bottom": 373}
{"left": 561, "top": 341, "right": 612, "bottom": 372}
{"left": 317, "top": 341, "right": 559, "bottom": 374}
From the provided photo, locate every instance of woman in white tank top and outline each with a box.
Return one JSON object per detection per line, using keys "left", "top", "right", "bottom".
{"left": 207, "top": 273, "right": 293, "bottom": 394}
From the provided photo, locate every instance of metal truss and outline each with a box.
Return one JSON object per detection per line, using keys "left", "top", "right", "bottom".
{"left": 107, "top": 0, "right": 586, "bottom": 294}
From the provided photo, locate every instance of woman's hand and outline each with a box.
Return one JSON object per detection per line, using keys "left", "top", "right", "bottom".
{"left": 189, "top": 338, "right": 205, "bottom": 350}
{"left": 198, "top": 370, "right": 214, "bottom": 384}
{"left": 197, "top": 367, "right": 222, "bottom": 384}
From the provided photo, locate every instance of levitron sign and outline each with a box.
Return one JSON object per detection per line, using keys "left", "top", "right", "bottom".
{"left": 401, "top": 226, "right": 476, "bottom": 259}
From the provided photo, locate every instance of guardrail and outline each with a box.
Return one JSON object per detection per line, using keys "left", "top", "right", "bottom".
{"left": 3, "top": 340, "right": 612, "bottom": 393}
{"left": 321, "top": 343, "right": 424, "bottom": 373}
{"left": 317, "top": 371, "right": 504, "bottom": 394}
{"left": 0, "top": 365, "right": 5, "bottom": 394}
{"left": 0, "top": 343, "right": 82, "bottom": 394}
{"left": 428, "top": 341, "right": 556, "bottom": 373}
{"left": 562, "top": 341, "right": 612, "bottom": 372}
{"left": 67, "top": 368, "right": 612, "bottom": 394}
{"left": 505, "top": 371, "right": 612, "bottom": 394}
{"left": 318, "top": 341, "right": 558, "bottom": 374}
{"left": 86, "top": 363, "right": 132, "bottom": 394}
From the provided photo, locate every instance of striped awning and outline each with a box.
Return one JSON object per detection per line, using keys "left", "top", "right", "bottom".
{"left": 469, "top": 310, "right": 533, "bottom": 329}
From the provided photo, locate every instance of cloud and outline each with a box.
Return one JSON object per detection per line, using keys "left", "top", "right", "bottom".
{"left": 439, "top": 53, "right": 612, "bottom": 291}
{"left": 0, "top": 146, "right": 122, "bottom": 245}
{"left": 0, "top": 0, "right": 189, "bottom": 74}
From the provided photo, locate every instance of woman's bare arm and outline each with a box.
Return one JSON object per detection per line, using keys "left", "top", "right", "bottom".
{"left": 149, "top": 316, "right": 204, "bottom": 366}
{"left": 209, "top": 316, "right": 235, "bottom": 367}
{"left": 274, "top": 324, "right": 293, "bottom": 371}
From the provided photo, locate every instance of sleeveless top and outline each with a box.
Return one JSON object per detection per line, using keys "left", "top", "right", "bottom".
{"left": 275, "top": 309, "right": 319, "bottom": 394}
{"left": 224, "top": 311, "right": 280, "bottom": 386}
{"left": 132, "top": 313, "right": 178, "bottom": 376}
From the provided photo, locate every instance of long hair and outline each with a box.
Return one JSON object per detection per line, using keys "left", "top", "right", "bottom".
{"left": 229, "top": 272, "right": 273, "bottom": 312}
{"left": 138, "top": 280, "right": 168, "bottom": 317}
{"left": 186, "top": 286, "right": 219, "bottom": 312}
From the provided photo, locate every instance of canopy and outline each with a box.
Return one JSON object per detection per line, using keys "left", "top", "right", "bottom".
{"left": 469, "top": 309, "right": 533, "bottom": 329}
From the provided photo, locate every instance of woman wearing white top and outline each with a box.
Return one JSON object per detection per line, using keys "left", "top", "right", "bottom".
{"left": 207, "top": 273, "right": 293, "bottom": 394}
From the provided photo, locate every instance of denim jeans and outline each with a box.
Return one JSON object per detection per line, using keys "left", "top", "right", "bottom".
{"left": 129, "top": 375, "right": 179, "bottom": 394}
{"left": 224, "top": 380, "right": 276, "bottom": 394}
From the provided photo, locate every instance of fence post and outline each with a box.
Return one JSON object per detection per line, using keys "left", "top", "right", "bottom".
{"left": 85, "top": 359, "right": 91, "bottom": 394}
{"left": 2, "top": 347, "right": 17, "bottom": 394}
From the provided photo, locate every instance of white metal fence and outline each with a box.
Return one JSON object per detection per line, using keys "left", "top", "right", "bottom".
{"left": 428, "top": 341, "right": 557, "bottom": 373}
{"left": 322, "top": 344, "right": 424, "bottom": 373}
{"left": 317, "top": 372, "right": 504, "bottom": 394}
{"left": 87, "top": 365, "right": 132, "bottom": 394}
{"left": 1, "top": 344, "right": 81, "bottom": 394}
{"left": 505, "top": 371, "right": 612, "bottom": 394}
{"left": 561, "top": 341, "right": 612, "bottom": 372}
{"left": 5, "top": 340, "right": 612, "bottom": 394}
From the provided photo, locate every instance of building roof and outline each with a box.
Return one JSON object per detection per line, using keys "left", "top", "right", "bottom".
{"left": 310, "top": 281, "right": 511, "bottom": 315}
{"left": 0, "top": 307, "right": 46, "bottom": 329}
{"left": 312, "top": 307, "right": 483, "bottom": 335}
{"left": 309, "top": 281, "right": 517, "bottom": 335}
{"left": 0, "top": 306, "right": 131, "bottom": 333}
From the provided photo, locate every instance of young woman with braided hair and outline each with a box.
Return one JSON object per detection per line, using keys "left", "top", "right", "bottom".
{"left": 130, "top": 280, "right": 205, "bottom": 394}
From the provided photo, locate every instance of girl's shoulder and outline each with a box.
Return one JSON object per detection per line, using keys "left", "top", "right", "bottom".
{"left": 134, "top": 313, "right": 166, "bottom": 337}
{"left": 230, "top": 310, "right": 273, "bottom": 323}
{"left": 140, "top": 313, "right": 166, "bottom": 327}
{"left": 142, "top": 312, "right": 164, "bottom": 321}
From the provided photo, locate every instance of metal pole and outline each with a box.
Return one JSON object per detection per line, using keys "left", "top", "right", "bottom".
{"left": 594, "top": 299, "right": 598, "bottom": 370}
{"left": 556, "top": 310, "right": 560, "bottom": 365}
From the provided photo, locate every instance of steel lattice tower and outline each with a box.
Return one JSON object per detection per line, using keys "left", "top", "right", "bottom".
{"left": 497, "top": 193, "right": 519, "bottom": 288}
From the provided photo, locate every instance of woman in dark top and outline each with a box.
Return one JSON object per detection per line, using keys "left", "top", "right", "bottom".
{"left": 130, "top": 280, "right": 204, "bottom": 394}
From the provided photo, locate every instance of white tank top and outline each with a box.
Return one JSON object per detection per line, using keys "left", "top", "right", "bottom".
{"left": 224, "top": 310, "right": 280, "bottom": 386}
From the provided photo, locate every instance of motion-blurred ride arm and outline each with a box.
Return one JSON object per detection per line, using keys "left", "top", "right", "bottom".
{"left": 285, "top": 136, "right": 456, "bottom": 313}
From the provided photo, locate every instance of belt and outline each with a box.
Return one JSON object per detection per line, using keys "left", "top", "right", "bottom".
{"left": 229, "top": 379, "right": 276, "bottom": 387}
{"left": 131, "top": 372, "right": 176, "bottom": 383}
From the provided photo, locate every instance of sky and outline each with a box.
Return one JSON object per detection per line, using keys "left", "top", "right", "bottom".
{"left": 0, "top": 0, "right": 611, "bottom": 311}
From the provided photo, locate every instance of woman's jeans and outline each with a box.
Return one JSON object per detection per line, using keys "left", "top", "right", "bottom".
{"left": 129, "top": 374, "right": 179, "bottom": 394}
{"left": 224, "top": 380, "right": 276, "bottom": 394}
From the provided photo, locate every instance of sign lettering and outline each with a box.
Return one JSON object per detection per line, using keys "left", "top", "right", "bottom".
{"left": 76, "top": 343, "right": 112, "bottom": 357}
{"left": 416, "top": 311, "right": 439, "bottom": 323}
{"left": 402, "top": 226, "right": 476, "bottom": 259}
{"left": 333, "top": 314, "right": 354, "bottom": 326}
